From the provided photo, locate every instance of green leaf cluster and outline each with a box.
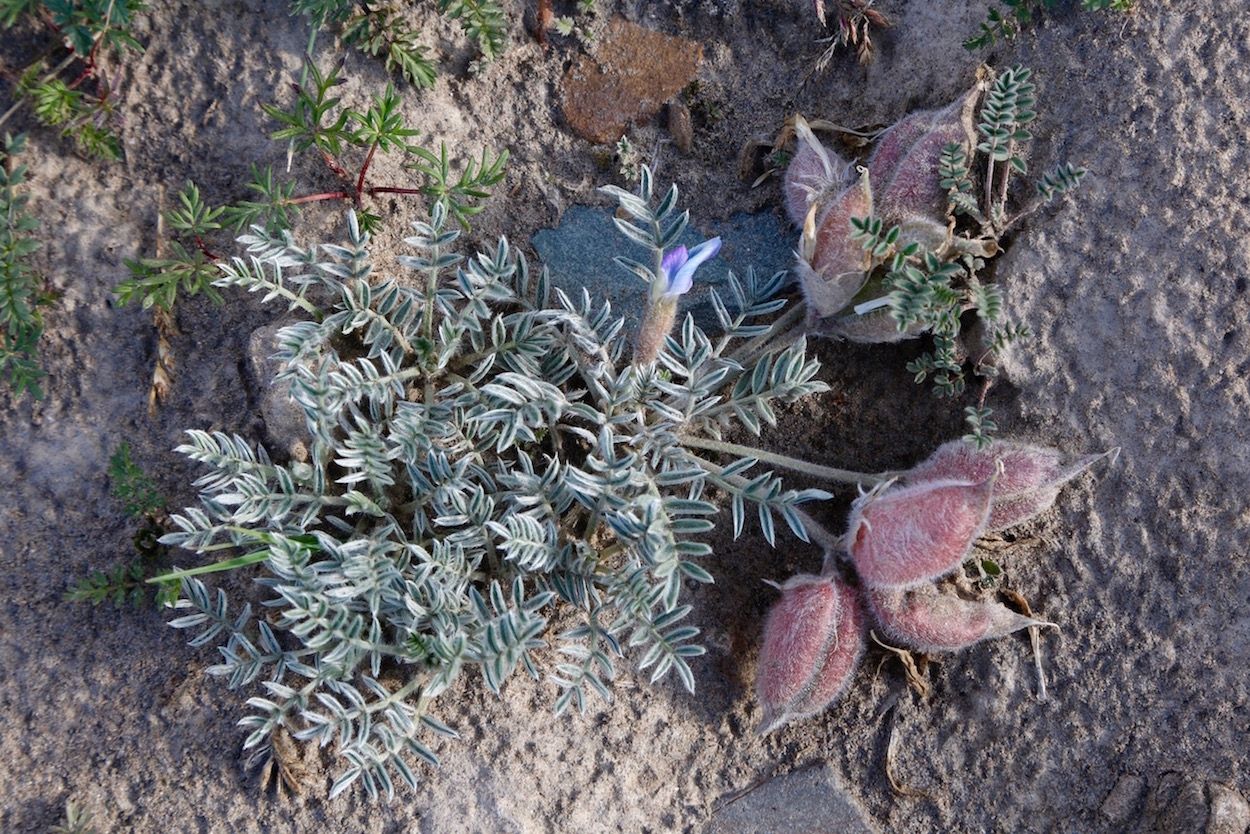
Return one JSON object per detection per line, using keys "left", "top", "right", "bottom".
{"left": 66, "top": 442, "right": 173, "bottom": 608}
{"left": 343, "top": 5, "right": 436, "bottom": 88}
{"left": 108, "top": 440, "right": 166, "bottom": 518}
{"left": 160, "top": 171, "right": 829, "bottom": 799}
{"left": 965, "top": 0, "right": 1135, "bottom": 50}
{"left": 116, "top": 181, "right": 226, "bottom": 311}
{"left": 1, "top": 132, "right": 48, "bottom": 399}
{"left": 40, "top": 0, "right": 146, "bottom": 57}
{"left": 436, "top": 0, "right": 507, "bottom": 60}
{"left": 2, "top": 0, "right": 146, "bottom": 159}
{"left": 292, "top": 0, "right": 507, "bottom": 85}
{"left": 48, "top": 800, "right": 98, "bottom": 834}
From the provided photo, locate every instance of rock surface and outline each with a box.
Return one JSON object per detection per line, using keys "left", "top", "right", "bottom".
{"left": 705, "top": 763, "right": 876, "bottom": 834}
{"left": 561, "top": 17, "right": 703, "bottom": 144}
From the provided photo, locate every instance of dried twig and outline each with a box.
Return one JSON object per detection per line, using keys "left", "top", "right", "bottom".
{"left": 871, "top": 629, "right": 929, "bottom": 698}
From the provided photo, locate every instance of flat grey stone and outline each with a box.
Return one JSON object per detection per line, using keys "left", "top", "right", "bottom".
{"left": 247, "top": 322, "right": 308, "bottom": 455}
{"left": 704, "top": 763, "right": 877, "bottom": 834}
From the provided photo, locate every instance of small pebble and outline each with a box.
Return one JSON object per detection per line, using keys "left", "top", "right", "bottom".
{"left": 669, "top": 100, "right": 694, "bottom": 154}
{"left": 1100, "top": 773, "right": 1145, "bottom": 825}
{"left": 1155, "top": 775, "right": 1209, "bottom": 833}
{"left": 1206, "top": 783, "right": 1250, "bottom": 834}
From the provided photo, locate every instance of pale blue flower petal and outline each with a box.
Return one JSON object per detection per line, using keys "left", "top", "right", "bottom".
{"left": 666, "top": 236, "right": 721, "bottom": 298}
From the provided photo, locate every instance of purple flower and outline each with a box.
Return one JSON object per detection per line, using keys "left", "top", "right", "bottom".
{"left": 654, "top": 237, "right": 721, "bottom": 301}
{"left": 635, "top": 236, "right": 722, "bottom": 363}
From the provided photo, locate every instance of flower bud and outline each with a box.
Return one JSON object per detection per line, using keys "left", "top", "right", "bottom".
{"left": 847, "top": 476, "right": 994, "bottom": 591}
{"left": 866, "top": 585, "right": 1055, "bottom": 653}
{"left": 907, "top": 440, "right": 1118, "bottom": 532}
{"left": 784, "top": 115, "right": 852, "bottom": 227}
{"left": 756, "top": 574, "right": 865, "bottom": 734}
{"left": 796, "top": 167, "right": 873, "bottom": 319}
{"left": 632, "top": 238, "right": 720, "bottom": 364}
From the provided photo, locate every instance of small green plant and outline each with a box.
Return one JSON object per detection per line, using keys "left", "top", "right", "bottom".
{"left": 291, "top": 0, "right": 507, "bottom": 86}
{"left": 114, "top": 59, "right": 507, "bottom": 313}
{"left": 245, "top": 57, "right": 507, "bottom": 234}
{"left": 965, "top": 0, "right": 1136, "bottom": 50}
{"left": 115, "top": 181, "right": 229, "bottom": 312}
{"left": 0, "top": 0, "right": 146, "bottom": 159}
{"left": 614, "top": 135, "right": 642, "bottom": 182}
{"left": 66, "top": 442, "right": 174, "bottom": 608}
{"left": 151, "top": 166, "right": 888, "bottom": 799}
{"left": 48, "top": 800, "right": 97, "bottom": 834}
{"left": 108, "top": 440, "right": 166, "bottom": 518}
{"left": 551, "top": 0, "right": 597, "bottom": 46}
{"left": 1, "top": 131, "right": 49, "bottom": 399}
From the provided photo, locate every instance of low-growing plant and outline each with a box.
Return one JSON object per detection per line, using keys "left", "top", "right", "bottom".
{"left": 66, "top": 441, "right": 175, "bottom": 608}
{"left": 116, "top": 58, "right": 507, "bottom": 315}
{"left": 149, "top": 166, "right": 895, "bottom": 798}
{"left": 965, "top": 0, "right": 1136, "bottom": 51}
{"left": 291, "top": 0, "right": 507, "bottom": 86}
{"left": 1, "top": 131, "right": 49, "bottom": 399}
{"left": 48, "top": 799, "right": 97, "bottom": 834}
{"left": 547, "top": 0, "right": 597, "bottom": 47}
{"left": 0, "top": 0, "right": 146, "bottom": 159}
{"left": 784, "top": 65, "right": 1084, "bottom": 446}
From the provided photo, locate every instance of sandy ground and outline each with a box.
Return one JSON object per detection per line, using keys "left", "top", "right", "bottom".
{"left": 2, "top": 1, "right": 1249, "bottom": 831}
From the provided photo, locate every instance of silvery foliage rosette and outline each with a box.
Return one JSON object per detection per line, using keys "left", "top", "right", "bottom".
{"left": 161, "top": 171, "right": 830, "bottom": 799}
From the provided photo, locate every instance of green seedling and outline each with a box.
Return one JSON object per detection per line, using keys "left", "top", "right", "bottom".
{"left": 0, "top": 0, "right": 147, "bottom": 159}
{"left": 1, "top": 131, "right": 49, "bottom": 400}
{"left": 965, "top": 0, "right": 1137, "bottom": 51}
{"left": 291, "top": 0, "right": 506, "bottom": 85}
{"left": 66, "top": 442, "right": 175, "bottom": 608}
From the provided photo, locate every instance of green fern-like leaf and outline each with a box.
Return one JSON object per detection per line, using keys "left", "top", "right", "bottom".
{"left": 437, "top": 0, "right": 507, "bottom": 59}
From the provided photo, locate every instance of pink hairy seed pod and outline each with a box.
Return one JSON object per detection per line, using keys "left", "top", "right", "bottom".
{"left": 908, "top": 440, "right": 1119, "bottom": 532}
{"left": 866, "top": 111, "right": 938, "bottom": 199}
{"left": 847, "top": 475, "right": 995, "bottom": 591}
{"left": 875, "top": 122, "right": 966, "bottom": 241}
{"left": 783, "top": 115, "right": 853, "bottom": 227}
{"left": 867, "top": 84, "right": 980, "bottom": 235}
{"left": 866, "top": 585, "right": 1056, "bottom": 653}
{"left": 796, "top": 166, "right": 873, "bottom": 319}
{"left": 756, "top": 574, "right": 866, "bottom": 735}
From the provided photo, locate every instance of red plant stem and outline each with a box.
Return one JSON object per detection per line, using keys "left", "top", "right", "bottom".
{"left": 67, "top": 57, "right": 97, "bottom": 90}
{"left": 357, "top": 140, "right": 378, "bottom": 198}
{"left": 369, "top": 186, "right": 424, "bottom": 196}
{"left": 194, "top": 235, "right": 219, "bottom": 262}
